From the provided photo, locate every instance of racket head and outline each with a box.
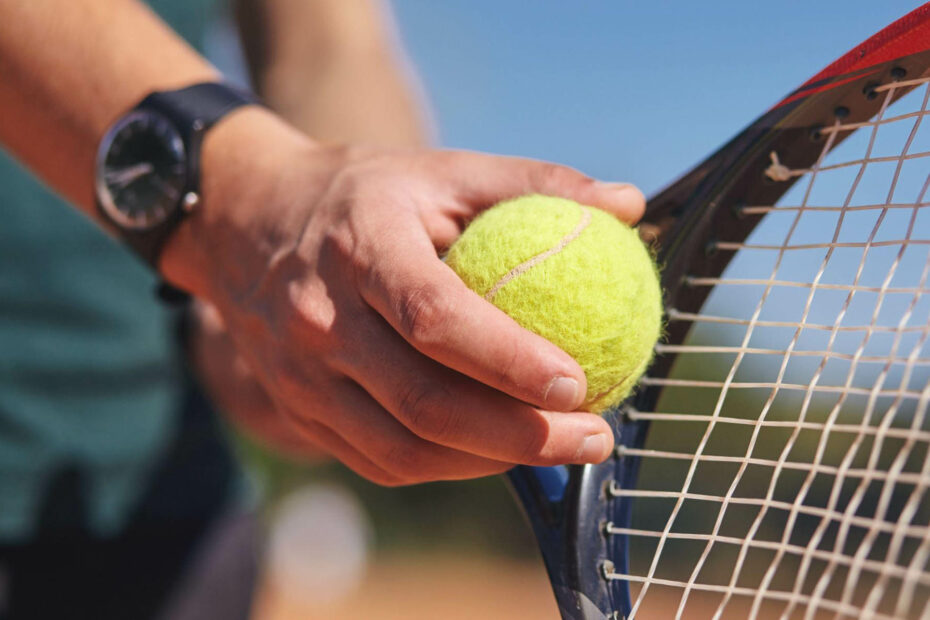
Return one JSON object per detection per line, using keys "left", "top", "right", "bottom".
{"left": 508, "top": 5, "right": 930, "bottom": 618}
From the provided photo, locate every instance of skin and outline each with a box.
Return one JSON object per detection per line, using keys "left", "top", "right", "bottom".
{"left": 0, "top": 0, "right": 645, "bottom": 486}
{"left": 193, "top": 0, "right": 432, "bottom": 462}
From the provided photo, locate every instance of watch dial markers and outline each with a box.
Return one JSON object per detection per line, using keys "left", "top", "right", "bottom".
{"left": 96, "top": 110, "right": 187, "bottom": 230}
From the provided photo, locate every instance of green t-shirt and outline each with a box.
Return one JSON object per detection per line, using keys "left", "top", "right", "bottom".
{"left": 0, "top": 0, "right": 223, "bottom": 541}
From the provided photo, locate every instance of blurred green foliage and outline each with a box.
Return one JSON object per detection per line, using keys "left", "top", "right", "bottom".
{"left": 235, "top": 436, "right": 540, "bottom": 558}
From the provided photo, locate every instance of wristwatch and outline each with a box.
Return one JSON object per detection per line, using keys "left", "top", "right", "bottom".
{"left": 95, "top": 82, "right": 259, "bottom": 269}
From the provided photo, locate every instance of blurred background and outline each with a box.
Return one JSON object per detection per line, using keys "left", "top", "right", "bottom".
{"left": 200, "top": 1, "right": 921, "bottom": 618}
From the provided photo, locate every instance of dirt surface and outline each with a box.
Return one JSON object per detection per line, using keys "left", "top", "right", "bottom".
{"left": 253, "top": 552, "right": 562, "bottom": 620}
{"left": 253, "top": 552, "right": 823, "bottom": 619}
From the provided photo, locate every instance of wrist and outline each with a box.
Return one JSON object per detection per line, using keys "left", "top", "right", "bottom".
{"left": 159, "top": 106, "right": 321, "bottom": 303}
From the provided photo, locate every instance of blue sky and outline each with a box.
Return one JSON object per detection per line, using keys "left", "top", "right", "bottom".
{"left": 391, "top": 1, "right": 919, "bottom": 196}
{"left": 206, "top": 1, "right": 929, "bottom": 351}
{"left": 386, "top": 2, "right": 930, "bottom": 395}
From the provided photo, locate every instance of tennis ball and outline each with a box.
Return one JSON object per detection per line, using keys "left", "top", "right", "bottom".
{"left": 445, "top": 194, "right": 662, "bottom": 414}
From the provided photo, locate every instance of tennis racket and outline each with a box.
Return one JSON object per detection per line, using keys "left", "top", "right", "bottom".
{"left": 507, "top": 5, "right": 930, "bottom": 618}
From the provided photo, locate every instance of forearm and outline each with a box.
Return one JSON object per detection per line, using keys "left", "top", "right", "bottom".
{"left": 0, "top": 1, "right": 320, "bottom": 301}
{"left": 0, "top": 1, "right": 219, "bottom": 216}
{"left": 236, "top": 0, "right": 430, "bottom": 147}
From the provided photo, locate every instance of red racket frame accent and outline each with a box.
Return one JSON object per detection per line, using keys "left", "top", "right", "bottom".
{"left": 779, "top": 3, "right": 930, "bottom": 108}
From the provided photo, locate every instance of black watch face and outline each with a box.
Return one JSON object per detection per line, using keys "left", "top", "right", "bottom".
{"left": 95, "top": 110, "right": 188, "bottom": 230}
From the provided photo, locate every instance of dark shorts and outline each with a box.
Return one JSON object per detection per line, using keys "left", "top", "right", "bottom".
{"left": 0, "top": 379, "right": 260, "bottom": 620}
{"left": 0, "top": 508, "right": 260, "bottom": 620}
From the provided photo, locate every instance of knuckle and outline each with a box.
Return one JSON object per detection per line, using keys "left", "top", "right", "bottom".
{"left": 394, "top": 381, "right": 452, "bottom": 441}
{"left": 490, "top": 345, "right": 522, "bottom": 393}
{"left": 319, "top": 226, "right": 358, "bottom": 269}
{"left": 515, "top": 440, "right": 546, "bottom": 466}
{"left": 513, "top": 427, "right": 551, "bottom": 465}
{"left": 394, "top": 379, "right": 465, "bottom": 445}
{"left": 382, "top": 443, "right": 431, "bottom": 483}
{"left": 282, "top": 284, "right": 338, "bottom": 352}
{"left": 397, "top": 283, "right": 451, "bottom": 349}
{"left": 534, "top": 162, "right": 585, "bottom": 190}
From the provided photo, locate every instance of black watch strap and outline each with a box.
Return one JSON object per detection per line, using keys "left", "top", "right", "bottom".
{"left": 102, "top": 82, "right": 260, "bottom": 270}
{"left": 139, "top": 82, "right": 259, "bottom": 139}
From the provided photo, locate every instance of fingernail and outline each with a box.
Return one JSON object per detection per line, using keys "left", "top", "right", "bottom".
{"left": 575, "top": 434, "right": 610, "bottom": 463}
{"left": 545, "top": 376, "right": 579, "bottom": 411}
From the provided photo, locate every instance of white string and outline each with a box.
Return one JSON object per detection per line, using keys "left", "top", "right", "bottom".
{"left": 627, "top": 412, "right": 930, "bottom": 442}
{"left": 742, "top": 201, "right": 930, "bottom": 214}
{"left": 864, "top": 380, "right": 930, "bottom": 615}
{"left": 732, "top": 98, "right": 886, "bottom": 618}
{"left": 619, "top": 446, "right": 930, "bottom": 484}
{"left": 686, "top": 276, "right": 930, "bottom": 292}
{"left": 641, "top": 377, "right": 927, "bottom": 399}
{"left": 678, "top": 109, "right": 843, "bottom": 619}
{"left": 623, "top": 75, "right": 930, "bottom": 619}
{"left": 778, "top": 82, "right": 928, "bottom": 620}
{"left": 834, "top": 90, "right": 930, "bottom": 615}
{"left": 711, "top": 239, "right": 930, "bottom": 251}
{"left": 666, "top": 308, "right": 930, "bottom": 333}
{"left": 658, "top": 343, "right": 930, "bottom": 366}
{"left": 611, "top": 573, "right": 900, "bottom": 619}
{"left": 609, "top": 487, "right": 929, "bottom": 539}
{"left": 607, "top": 524, "right": 930, "bottom": 586}
{"left": 629, "top": 131, "right": 817, "bottom": 610}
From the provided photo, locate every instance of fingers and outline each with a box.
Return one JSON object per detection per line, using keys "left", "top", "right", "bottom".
{"left": 283, "top": 415, "right": 407, "bottom": 485}
{"left": 439, "top": 150, "right": 646, "bottom": 224}
{"left": 285, "top": 380, "right": 518, "bottom": 484}
{"left": 329, "top": 308, "right": 614, "bottom": 465}
{"left": 356, "top": 222, "right": 588, "bottom": 413}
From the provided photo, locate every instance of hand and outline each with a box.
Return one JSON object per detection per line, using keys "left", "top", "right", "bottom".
{"left": 190, "top": 300, "right": 329, "bottom": 463}
{"left": 163, "top": 108, "right": 646, "bottom": 486}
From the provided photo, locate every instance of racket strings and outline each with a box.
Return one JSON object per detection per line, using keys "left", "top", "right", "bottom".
{"left": 608, "top": 487, "right": 930, "bottom": 541}
{"left": 617, "top": 446, "right": 930, "bottom": 485}
{"left": 741, "top": 202, "right": 930, "bottom": 215}
{"left": 625, "top": 413, "right": 930, "bottom": 441}
{"left": 656, "top": 346, "right": 930, "bottom": 367}
{"left": 740, "top": 79, "right": 925, "bottom": 619}
{"left": 642, "top": 379, "right": 926, "bottom": 399}
{"left": 665, "top": 308, "right": 930, "bottom": 332}
{"left": 618, "top": 76, "right": 930, "bottom": 618}
{"left": 743, "top": 79, "right": 930, "bottom": 620}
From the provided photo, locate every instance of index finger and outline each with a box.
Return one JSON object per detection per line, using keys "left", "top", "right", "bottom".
{"left": 359, "top": 225, "right": 588, "bottom": 412}
{"left": 435, "top": 150, "right": 647, "bottom": 225}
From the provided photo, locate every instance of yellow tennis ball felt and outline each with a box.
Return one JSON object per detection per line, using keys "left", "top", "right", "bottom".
{"left": 445, "top": 194, "right": 662, "bottom": 413}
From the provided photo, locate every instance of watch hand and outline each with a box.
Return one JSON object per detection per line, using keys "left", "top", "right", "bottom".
{"left": 105, "top": 162, "right": 154, "bottom": 188}
{"left": 152, "top": 176, "right": 180, "bottom": 202}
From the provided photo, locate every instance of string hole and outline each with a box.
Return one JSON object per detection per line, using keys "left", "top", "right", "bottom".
{"left": 834, "top": 106, "right": 850, "bottom": 119}
{"left": 704, "top": 239, "right": 718, "bottom": 257}
{"left": 731, "top": 201, "right": 747, "bottom": 219}
{"left": 891, "top": 66, "right": 907, "bottom": 80}
{"left": 863, "top": 82, "right": 879, "bottom": 100}
{"left": 809, "top": 125, "right": 825, "bottom": 141}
